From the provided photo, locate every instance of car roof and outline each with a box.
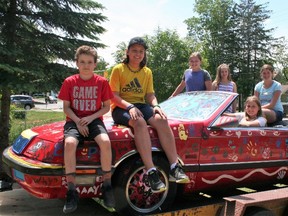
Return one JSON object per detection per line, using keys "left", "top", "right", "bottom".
{"left": 11, "top": 95, "right": 32, "bottom": 97}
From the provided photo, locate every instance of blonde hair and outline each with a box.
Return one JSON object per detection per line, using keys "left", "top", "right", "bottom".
{"left": 260, "top": 64, "right": 273, "bottom": 73}
{"left": 260, "top": 64, "right": 275, "bottom": 79}
{"left": 213, "top": 64, "right": 232, "bottom": 89}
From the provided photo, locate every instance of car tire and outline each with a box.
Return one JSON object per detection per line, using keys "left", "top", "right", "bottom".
{"left": 24, "top": 104, "right": 31, "bottom": 110}
{"left": 113, "top": 154, "right": 177, "bottom": 215}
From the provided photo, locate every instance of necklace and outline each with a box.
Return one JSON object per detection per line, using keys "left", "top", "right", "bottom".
{"left": 127, "top": 64, "right": 141, "bottom": 73}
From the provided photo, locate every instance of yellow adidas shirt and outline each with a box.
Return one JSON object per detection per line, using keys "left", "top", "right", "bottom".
{"left": 109, "top": 63, "right": 154, "bottom": 110}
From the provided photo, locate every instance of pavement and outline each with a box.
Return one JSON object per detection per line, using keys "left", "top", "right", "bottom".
{"left": 33, "top": 98, "right": 63, "bottom": 111}
{"left": 0, "top": 184, "right": 117, "bottom": 216}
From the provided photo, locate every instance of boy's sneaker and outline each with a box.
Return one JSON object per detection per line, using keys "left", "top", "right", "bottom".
{"left": 147, "top": 169, "right": 167, "bottom": 193}
{"left": 103, "top": 184, "right": 115, "bottom": 208}
{"left": 63, "top": 189, "right": 79, "bottom": 213}
{"left": 169, "top": 164, "right": 190, "bottom": 183}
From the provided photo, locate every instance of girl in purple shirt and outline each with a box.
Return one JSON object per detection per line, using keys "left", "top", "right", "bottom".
{"left": 170, "top": 52, "right": 212, "bottom": 97}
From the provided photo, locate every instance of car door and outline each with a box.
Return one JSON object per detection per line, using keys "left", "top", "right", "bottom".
{"left": 197, "top": 123, "right": 288, "bottom": 191}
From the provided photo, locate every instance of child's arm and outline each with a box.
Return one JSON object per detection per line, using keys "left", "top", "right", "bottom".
{"left": 239, "top": 117, "right": 267, "bottom": 127}
{"left": 222, "top": 112, "right": 236, "bottom": 117}
{"left": 79, "top": 100, "right": 111, "bottom": 126}
{"left": 63, "top": 100, "right": 80, "bottom": 123}
{"left": 110, "top": 92, "right": 131, "bottom": 109}
{"left": 239, "top": 118, "right": 260, "bottom": 127}
{"left": 63, "top": 100, "right": 89, "bottom": 137}
{"left": 211, "top": 81, "right": 217, "bottom": 90}
{"left": 111, "top": 92, "right": 143, "bottom": 120}
{"left": 170, "top": 80, "right": 186, "bottom": 98}
{"left": 205, "top": 80, "right": 212, "bottom": 91}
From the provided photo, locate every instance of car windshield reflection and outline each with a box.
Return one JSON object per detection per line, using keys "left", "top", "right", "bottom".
{"left": 160, "top": 91, "right": 231, "bottom": 121}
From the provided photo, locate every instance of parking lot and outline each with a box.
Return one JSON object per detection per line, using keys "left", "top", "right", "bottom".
{"left": 34, "top": 98, "right": 63, "bottom": 111}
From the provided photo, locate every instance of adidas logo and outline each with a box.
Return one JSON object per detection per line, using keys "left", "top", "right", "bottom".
{"left": 122, "top": 78, "right": 143, "bottom": 93}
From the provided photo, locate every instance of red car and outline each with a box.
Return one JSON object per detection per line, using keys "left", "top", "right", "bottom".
{"left": 2, "top": 91, "right": 288, "bottom": 215}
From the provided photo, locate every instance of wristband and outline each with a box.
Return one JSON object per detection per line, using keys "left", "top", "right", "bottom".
{"left": 153, "top": 104, "right": 161, "bottom": 108}
{"left": 126, "top": 104, "right": 135, "bottom": 111}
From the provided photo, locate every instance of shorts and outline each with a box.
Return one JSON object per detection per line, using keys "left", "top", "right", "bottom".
{"left": 275, "top": 110, "right": 284, "bottom": 122}
{"left": 64, "top": 118, "right": 107, "bottom": 142}
{"left": 112, "top": 103, "right": 153, "bottom": 126}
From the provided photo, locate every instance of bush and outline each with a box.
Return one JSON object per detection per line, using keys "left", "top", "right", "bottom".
{"left": 12, "top": 110, "right": 26, "bottom": 119}
{"left": 10, "top": 105, "right": 26, "bottom": 120}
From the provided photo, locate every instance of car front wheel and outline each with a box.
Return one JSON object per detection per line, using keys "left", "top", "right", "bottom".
{"left": 113, "top": 154, "right": 177, "bottom": 215}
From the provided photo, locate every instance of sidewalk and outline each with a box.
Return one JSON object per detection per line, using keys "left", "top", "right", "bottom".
{"left": 0, "top": 186, "right": 115, "bottom": 216}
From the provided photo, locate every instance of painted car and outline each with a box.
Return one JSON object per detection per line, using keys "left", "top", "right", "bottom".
{"left": 2, "top": 91, "right": 288, "bottom": 215}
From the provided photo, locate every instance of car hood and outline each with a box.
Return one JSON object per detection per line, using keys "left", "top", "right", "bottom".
{"left": 22, "top": 114, "right": 203, "bottom": 144}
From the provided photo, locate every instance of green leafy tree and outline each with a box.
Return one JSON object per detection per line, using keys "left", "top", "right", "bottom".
{"left": 146, "top": 29, "right": 193, "bottom": 101}
{"left": 96, "top": 56, "right": 109, "bottom": 71}
{"left": 0, "top": 0, "right": 107, "bottom": 177}
{"left": 185, "top": 0, "right": 277, "bottom": 107}
{"left": 184, "top": 0, "right": 235, "bottom": 77}
{"left": 112, "top": 41, "right": 127, "bottom": 64}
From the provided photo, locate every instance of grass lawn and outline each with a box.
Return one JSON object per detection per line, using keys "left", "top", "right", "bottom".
{"left": 9, "top": 110, "right": 65, "bottom": 143}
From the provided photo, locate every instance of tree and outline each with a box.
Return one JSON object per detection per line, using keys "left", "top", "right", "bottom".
{"left": 184, "top": 0, "right": 235, "bottom": 77}
{"left": 185, "top": 0, "right": 277, "bottom": 103}
{"left": 273, "top": 37, "right": 288, "bottom": 82}
{"left": 97, "top": 56, "right": 110, "bottom": 71}
{"left": 112, "top": 41, "right": 127, "bottom": 64}
{"left": 0, "top": 0, "right": 107, "bottom": 178}
{"left": 232, "top": 0, "right": 276, "bottom": 98}
{"left": 146, "top": 29, "right": 193, "bottom": 101}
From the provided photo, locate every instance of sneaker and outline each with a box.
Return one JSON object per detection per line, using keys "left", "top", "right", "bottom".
{"left": 169, "top": 164, "right": 190, "bottom": 183}
{"left": 147, "top": 169, "right": 166, "bottom": 193}
{"left": 63, "top": 189, "right": 79, "bottom": 213}
{"left": 102, "top": 185, "right": 115, "bottom": 208}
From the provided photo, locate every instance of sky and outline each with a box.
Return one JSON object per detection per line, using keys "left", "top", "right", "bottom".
{"left": 96, "top": 0, "right": 288, "bottom": 66}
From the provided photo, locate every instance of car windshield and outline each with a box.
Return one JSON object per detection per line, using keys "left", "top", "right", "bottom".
{"left": 160, "top": 91, "right": 232, "bottom": 121}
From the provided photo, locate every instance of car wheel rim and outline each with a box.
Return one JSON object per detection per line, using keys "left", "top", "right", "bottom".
{"left": 125, "top": 166, "right": 169, "bottom": 214}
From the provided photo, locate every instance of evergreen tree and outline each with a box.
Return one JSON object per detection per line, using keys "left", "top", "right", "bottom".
{"left": 0, "top": 0, "right": 107, "bottom": 177}
{"left": 232, "top": 0, "right": 275, "bottom": 98}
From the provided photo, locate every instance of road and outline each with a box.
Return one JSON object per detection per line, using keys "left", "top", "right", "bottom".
{"left": 0, "top": 185, "right": 118, "bottom": 216}
{"left": 0, "top": 184, "right": 218, "bottom": 216}
{"left": 34, "top": 98, "right": 63, "bottom": 111}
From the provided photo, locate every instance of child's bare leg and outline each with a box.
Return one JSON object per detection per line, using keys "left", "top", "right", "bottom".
{"left": 95, "top": 134, "right": 115, "bottom": 207}
{"left": 64, "top": 137, "right": 78, "bottom": 186}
